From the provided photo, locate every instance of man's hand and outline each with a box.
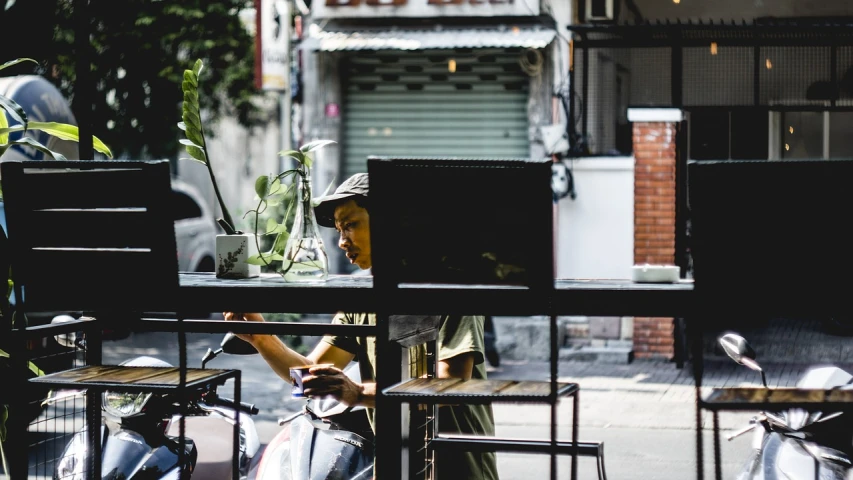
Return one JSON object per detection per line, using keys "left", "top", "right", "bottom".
{"left": 223, "top": 312, "right": 265, "bottom": 344}
{"left": 303, "top": 365, "right": 372, "bottom": 407}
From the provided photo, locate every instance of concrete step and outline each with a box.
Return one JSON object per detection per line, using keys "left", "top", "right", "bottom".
{"left": 559, "top": 346, "right": 634, "bottom": 364}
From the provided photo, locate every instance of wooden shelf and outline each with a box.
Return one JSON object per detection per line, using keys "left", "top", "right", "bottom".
{"left": 30, "top": 365, "right": 238, "bottom": 392}
{"left": 383, "top": 378, "right": 579, "bottom": 404}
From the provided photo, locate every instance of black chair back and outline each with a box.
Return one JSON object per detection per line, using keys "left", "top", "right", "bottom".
{"left": 1, "top": 160, "right": 179, "bottom": 316}
{"left": 688, "top": 158, "right": 853, "bottom": 299}
{"left": 368, "top": 156, "right": 554, "bottom": 290}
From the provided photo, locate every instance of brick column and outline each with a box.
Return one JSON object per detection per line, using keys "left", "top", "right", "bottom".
{"left": 627, "top": 108, "right": 682, "bottom": 360}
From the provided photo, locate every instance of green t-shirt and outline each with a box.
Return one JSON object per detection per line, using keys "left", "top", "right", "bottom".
{"left": 323, "top": 313, "right": 499, "bottom": 480}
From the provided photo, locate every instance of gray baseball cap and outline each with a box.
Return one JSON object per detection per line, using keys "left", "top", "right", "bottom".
{"left": 313, "top": 173, "right": 369, "bottom": 228}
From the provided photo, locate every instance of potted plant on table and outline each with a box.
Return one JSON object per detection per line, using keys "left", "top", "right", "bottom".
{"left": 179, "top": 59, "right": 335, "bottom": 281}
{"left": 245, "top": 139, "right": 335, "bottom": 283}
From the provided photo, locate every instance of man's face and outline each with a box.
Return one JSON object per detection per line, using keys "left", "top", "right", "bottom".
{"left": 333, "top": 199, "right": 371, "bottom": 270}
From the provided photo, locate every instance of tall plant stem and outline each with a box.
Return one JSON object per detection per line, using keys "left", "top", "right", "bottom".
{"left": 201, "top": 132, "right": 236, "bottom": 234}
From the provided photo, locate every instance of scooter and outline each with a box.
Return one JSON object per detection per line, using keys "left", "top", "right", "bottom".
{"left": 236, "top": 357, "right": 375, "bottom": 480}
{"left": 720, "top": 333, "right": 853, "bottom": 479}
{"left": 48, "top": 332, "right": 262, "bottom": 479}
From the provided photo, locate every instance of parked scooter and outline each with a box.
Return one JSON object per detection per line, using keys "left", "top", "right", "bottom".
{"left": 48, "top": 332, "right": 262, "bottom": 479}
{"left": 201, "top": 346, "right": 376, "bottom": 480}
{"left": 720, "top": 333, "right": 853, "bottom": 479}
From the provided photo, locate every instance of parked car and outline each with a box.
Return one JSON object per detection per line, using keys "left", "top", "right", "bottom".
{"left": 171, "top": 177, "right": 217, "bottom": 274}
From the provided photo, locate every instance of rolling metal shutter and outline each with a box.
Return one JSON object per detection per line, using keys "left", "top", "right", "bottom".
{"left": 342, "top": 48, "right": 530, "bottom": 178}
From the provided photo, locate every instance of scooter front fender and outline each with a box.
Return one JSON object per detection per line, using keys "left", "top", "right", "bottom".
{"left": 737, "top": 433, "right": 850, "bottom": 480}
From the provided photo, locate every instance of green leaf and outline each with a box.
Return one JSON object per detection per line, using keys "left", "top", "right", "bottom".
{"left": 271, "top": 231, "right": 289, "bottom": 255}
{"left": 0, "top": 58, "right": 36, "bottom": 73}
{"left": 300, "top": 139, "right": 336, "bottom": 154}
{"left": 264, "top": 193, "right": 285, "bottom": 207}
{"left": 6, "top": 137, "right": 68, "bottom": 161}
{"left": 0, "top": 105, "right": 7, "bottom": 145}
{"left": 181, "top": 80, "right": 197, "bottom": 102}
{"left": 184, "top": 123, "right": 204, "bottom": 148}
{"left": 27, "top": 122, "right": 113, "bottom": 158}
{"left": 183, "top": 70, "right": 197, "bottom": 89}
{"left": 193, "top": 59, "right": 204, "bottom": 77}
{"left": 278, "top": 149, "right": 304, "bottom": 164}
{"left": 185, "top": 145, "right": 206, "bottom": 163}
{"left": 182, "top": 110, "right": 203, "bottom": 136}
{"left": 265, "top": 217, "right": 278, "bottom": 234}
{"left": 179, "top": 138, "right": 201, "bottom": 148}
{"left": 270, "top": 221, "right": 289, "bottom": 233}
{"left": 247, "top": 252, "right": 283, "bottom": 265}
{"left": 183, "top": 90, "right": 199, "bottom": 109}
{"left": 0, "top": 93, "right": 28, "bottom": 128}
{"left": 269, "top": 178, "right": 283, "bottom": 195}
{"left": 254, "top": 175, "right": 270, "bottom": 198}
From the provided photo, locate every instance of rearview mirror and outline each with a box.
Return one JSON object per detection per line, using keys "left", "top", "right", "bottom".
{"left": 718, "top": 333, "right": 756, "bottom": 365}
{"left": 719, "top": 333, "right": 767, "bottom": 388}
{"left": 221, "top": 332, "right": 258, "bottom": 355}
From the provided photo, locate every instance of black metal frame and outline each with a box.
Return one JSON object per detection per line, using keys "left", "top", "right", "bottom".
{"left": 567, "top": 17, "right": 853, "bottom": 155}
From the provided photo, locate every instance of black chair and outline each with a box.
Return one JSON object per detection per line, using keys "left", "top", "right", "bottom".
{"left": 688, "top": 158, "right": 853, "bottom": 312}
{"left": 368, "top": 156, "right": 594, "bottom": 480}
{"left": 0, "top": 160, "right": 239, "bottom": 479}
{"left": 1, "top": 160, "right": 179, "bottom": 317}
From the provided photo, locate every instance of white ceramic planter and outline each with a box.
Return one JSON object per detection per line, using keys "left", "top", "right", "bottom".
{"left": 216, "top": 234, "right": 261, "bottom": 279}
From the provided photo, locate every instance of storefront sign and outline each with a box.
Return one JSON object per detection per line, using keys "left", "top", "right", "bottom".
{"left": 314, "top": 0, "right": 536, "bottom": 18}
{"left": 258, "top": 0, "right": 290, "bottom": 91}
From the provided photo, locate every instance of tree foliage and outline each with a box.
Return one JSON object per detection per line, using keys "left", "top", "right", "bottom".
{"left": 1, "top": 0, "right": 261, "bottom": 160}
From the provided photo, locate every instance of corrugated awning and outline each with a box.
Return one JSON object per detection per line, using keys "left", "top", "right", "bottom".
{"left": 305, "top": 26, "right": 557, "bottom": 51}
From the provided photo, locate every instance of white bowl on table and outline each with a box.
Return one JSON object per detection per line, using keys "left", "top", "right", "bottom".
{"left": 631, "top": 264, "right": 680, "bottom": 283}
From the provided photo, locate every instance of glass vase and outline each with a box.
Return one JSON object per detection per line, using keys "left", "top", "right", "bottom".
{"left": 279, "top": 166, "right": 329, "bottom": 283}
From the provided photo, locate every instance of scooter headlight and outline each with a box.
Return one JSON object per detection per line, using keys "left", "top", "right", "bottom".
{"left": 56, "top": 431, "right": 87, "bottom": 479}
{"left": 102, "top": 391, "right": 152, "bottom": 418}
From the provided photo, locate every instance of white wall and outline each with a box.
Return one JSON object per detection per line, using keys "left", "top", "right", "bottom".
{"left": 556, "top": 156, "right": 634, "bottom": 280}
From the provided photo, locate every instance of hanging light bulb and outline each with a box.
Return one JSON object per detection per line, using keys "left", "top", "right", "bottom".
{"left": 766, "top": 58, "right": 773, "bottom": 69}
{"left": 673, "top": 0, "right": 680, "bottom": 4}
{"left": 448, "top": 59, "right": 457, "bottom": 73}
{"left": 710, "top": 42, "right": 718, "bottom": 55}
{"left": 788, "top": 126, "right": 794, "bottom": 134}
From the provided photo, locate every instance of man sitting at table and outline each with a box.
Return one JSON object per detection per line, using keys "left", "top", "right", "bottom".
{"left": 224, "top": 172, "right": 499, "bottom": 480}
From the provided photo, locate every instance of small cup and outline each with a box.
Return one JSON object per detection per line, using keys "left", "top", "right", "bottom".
{"left": 290, "top": 364, "right": 332, "bottom": 398}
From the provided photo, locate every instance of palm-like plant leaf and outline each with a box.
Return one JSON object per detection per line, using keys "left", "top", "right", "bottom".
{"left": 0, "top": 94, "right": 28, "bottom": 128}
{"left": 27, "top": 122, "right": 112, "bottom": 158}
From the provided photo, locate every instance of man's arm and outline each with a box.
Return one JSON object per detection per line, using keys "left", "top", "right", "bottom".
{"left": 437, "top": 352, "right": 476, "bottom": 380}
{"left": 224, "top": 312, "right": 354, "bottom": 384}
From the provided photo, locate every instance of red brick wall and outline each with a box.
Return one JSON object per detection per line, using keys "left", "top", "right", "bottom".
{"left": 633, "top": 121, "right": 677, "bottom": 360}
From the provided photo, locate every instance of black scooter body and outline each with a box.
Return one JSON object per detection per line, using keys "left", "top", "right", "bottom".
{"left": 58, "top": 423, "right": 195, "bottom": 479}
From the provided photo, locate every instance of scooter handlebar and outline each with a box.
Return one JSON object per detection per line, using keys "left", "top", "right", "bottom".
{"left": 211, "top": 395, "right": 259, "bottom": 415}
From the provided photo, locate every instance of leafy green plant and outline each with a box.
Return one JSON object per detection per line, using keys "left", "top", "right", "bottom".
{"left": 245, "top": 140, "right": 335, "bottom": 274}
{"left": 0, "top": 58, "right": 113, "bottom": 199}
{"left": 178, "top": 59, "right": 336, "bottom": 276}
{"left": 178, "top": 59, "right": 238, "bottom": 235}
